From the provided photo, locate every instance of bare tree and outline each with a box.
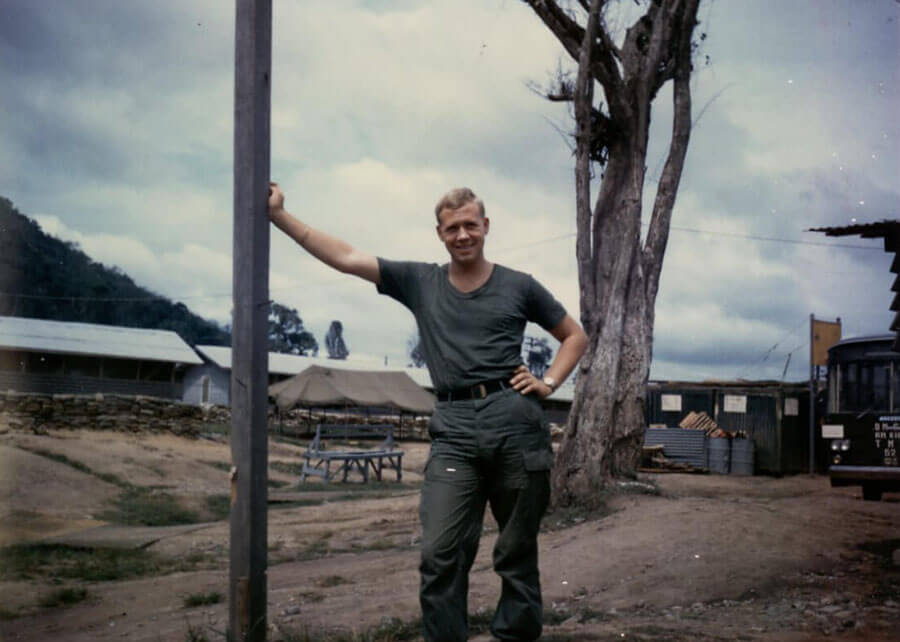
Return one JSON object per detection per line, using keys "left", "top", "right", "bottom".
{"left": 324, "top": 320, "right": 349, "bottom": 359}
{"left": 524, "top": 0, "right": 702, "bottom": 506}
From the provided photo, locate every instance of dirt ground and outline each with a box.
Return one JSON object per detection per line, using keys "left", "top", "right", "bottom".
{"left": 0, "top": 427, "right": 898, "bottom": 642}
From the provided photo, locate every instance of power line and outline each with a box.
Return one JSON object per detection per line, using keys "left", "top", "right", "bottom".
{"left": 737, "top": 316, "right": 808, "bottom": 378}
{"left": 2, "top": 222, "right": 882, "bottom": 304}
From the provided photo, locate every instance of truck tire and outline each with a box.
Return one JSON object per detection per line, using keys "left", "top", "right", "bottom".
{"left": 862, "top": 484, "right": 883, "bottom": 501}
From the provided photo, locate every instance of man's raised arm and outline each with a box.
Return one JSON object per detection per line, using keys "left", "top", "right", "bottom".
{"left": 268, "top": 182, "right": 380, "bottom": 284}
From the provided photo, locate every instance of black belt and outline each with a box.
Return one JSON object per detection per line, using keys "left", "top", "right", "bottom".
{"left": 437, "top": 378, "right": 510, "bottom": 402}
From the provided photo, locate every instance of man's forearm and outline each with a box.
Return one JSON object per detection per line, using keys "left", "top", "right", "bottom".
{"left": 545, "top": 332, "right": 588, "bottom": 388}
{"left": 270, "top": 207, "right": 379, "bottom": 282}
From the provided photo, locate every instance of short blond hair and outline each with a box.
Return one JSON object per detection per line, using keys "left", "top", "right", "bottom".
{"left": 434, "top": 187, "right": 485, "bottom": 222}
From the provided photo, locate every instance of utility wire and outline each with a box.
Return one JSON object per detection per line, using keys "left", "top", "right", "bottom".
{"left": 1, "top": 222, "right": 882, "bottom": 304}
{"left": 737, "top": 316, "right": 808, "bottom": 378}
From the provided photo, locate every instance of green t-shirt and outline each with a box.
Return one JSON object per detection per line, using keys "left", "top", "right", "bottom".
{"left": 376, "top": 259, "right": 567, "bottom": 392}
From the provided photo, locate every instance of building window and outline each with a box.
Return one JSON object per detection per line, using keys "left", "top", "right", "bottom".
{"left": 0, "top": 350, "right": 27, "bottom": 372}
{"left": 201, "top": 376, "right": 211, "bottom": 404}
{"left": 140, "top": 361, "right": 173, "bottom": 382}
{"left": 104, "top": 358, "right": 140, "bottom": 380}
{"left": 26, "top": 352, "right": 64, "bottom": 374}
{"left": 64, "top": 355, "right": 101, "bottom": 377}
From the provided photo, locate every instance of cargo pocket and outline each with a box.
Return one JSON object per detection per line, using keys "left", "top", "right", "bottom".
{"left": 522, "top": 448, "right": 553, "bottom": 472}
{"left": 521, "top": 448, "right": 552, "bottom": 520}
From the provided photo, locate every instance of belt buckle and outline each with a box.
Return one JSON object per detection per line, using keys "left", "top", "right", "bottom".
{"left": 476, "top": 383, "right": 487, "bottom": 399}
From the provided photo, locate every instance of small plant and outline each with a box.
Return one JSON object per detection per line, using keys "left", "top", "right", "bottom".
{"left": 204, "top": 494, "right": 231, "bottom": 521}
{"left": 316, "top": 574, "right": 353, "bottom": 588}
{"left": 99, "top": 485, "right": 200, "bottom": 526}
{"left": 38, "top": 586, "right": 89, "bottom": 608}
{"left": 296, "top": 590, "right": 325, "bottom": 603}
{"left": 0, "top": 605, "right": 19, "bottom": 620}
{"left": 202, "top": 460, "right": 232, "bottom": 472}
{"left": 184, "top": 617, "right": 210, "bottom": 642}
{"left": 182, "top": 591, "right": 223, "bottom": 608}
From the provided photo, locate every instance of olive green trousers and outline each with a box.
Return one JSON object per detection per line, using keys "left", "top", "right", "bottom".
{"left": 420, "top": 388, "right": 553, "bottom": 642}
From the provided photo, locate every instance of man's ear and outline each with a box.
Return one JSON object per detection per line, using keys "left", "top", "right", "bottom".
{"left": 483, "top": 217, "right": 490, "bottom": 235}
{"left": 435, "top": 224, "right": 443, "bottom": 241}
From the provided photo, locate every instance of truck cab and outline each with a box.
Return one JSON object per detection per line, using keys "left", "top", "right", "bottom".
{"left": 825, "top": 335, "right": 900, "bottom": 500}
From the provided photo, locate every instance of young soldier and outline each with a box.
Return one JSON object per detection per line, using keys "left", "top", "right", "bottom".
{"left": 268, "top": 184, "right": 588, "bottom": 641}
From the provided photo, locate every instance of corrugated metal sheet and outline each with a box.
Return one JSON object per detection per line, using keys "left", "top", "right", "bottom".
{"left": 0, "top": 316, "right": 201, "bottom": 364}
{"left": 644, "top": 428, "right": 708, "bottom": 469}
{"left": 647, "top": 389, "right": 714, "bottom": 426}
{"left": 718, "top": 394, "right": 778, "bottom": 473}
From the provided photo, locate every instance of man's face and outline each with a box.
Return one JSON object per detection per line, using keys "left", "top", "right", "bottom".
{"left": 436, "top": 201, "right": 490, "bottom": 266}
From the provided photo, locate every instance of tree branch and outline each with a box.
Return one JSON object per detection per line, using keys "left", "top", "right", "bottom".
{"left": 524, "top": 0, "right": 626, "bottom": 120}
{"left": 643, "top": 0, "right": 699, "bottom": 307}
{"left": 574, "top": 0, "right": 602, "bottom": 324}
{"left": 524, "top": 1, "right": 587, "bottom": 65}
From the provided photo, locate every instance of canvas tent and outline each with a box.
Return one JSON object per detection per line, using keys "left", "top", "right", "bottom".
{"left": 268, "top": 364, "right": 435, "bottom": 414}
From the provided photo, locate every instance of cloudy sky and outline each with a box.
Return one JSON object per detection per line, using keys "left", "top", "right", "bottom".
{"left": 2, "top": 0, "right": 898, "bottom": 382}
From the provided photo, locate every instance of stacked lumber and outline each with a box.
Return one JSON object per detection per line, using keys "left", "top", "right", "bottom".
{"left": 678, "top": 411, "right": 748, "bottom": 439}
{"left": 679, "top": 411, "right": 719, "bottom": 434}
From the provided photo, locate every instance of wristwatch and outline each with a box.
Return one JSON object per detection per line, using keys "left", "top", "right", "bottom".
{"left": 542, "top": 375, "right": 557, "bottom": 392}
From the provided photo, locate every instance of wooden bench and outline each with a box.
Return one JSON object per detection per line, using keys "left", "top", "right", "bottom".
{"left": 300, "top": 424, "right": 404, "bottom": 483}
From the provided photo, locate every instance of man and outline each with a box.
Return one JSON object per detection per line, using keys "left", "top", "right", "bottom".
{"left": 268, "top": 184, "right": 588, "bottom": 641}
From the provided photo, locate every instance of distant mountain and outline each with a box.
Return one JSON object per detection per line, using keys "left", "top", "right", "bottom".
{"left": 0, "top": 196, "right": 230, "bottom": 346}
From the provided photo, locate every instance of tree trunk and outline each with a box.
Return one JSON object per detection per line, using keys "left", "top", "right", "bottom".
{"left": 552, "top": 155, "right": 653, "bottom": 506}
{"left": 526, "top": 0, "right": 701, "bottom": 507}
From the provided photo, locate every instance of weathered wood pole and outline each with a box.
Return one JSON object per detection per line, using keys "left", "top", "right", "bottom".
{"left": 230, "top": 1, "right": 271, "bottom": 640}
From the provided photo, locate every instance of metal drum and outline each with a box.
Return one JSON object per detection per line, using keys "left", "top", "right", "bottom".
{"left": 708, "top": 437, "right": 731, "bottom": 474}
{"left": 730, "top": 438, "right": 755, "bottom": 475}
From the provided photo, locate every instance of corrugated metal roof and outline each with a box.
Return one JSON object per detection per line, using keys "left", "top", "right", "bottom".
{"left": 196, "top": 345, "right": 434, "bottom": 389}
{"left": 808, "top": 219, "right": 900, "bottom": 238}
{"left": 830, "top": 333, "right": 894, "bottom": 348}
{"left": 195, "top": 345, "right": 577, "bottom": 401}
{"left": 0, "top": 316, "right": 202, "bottom": 364}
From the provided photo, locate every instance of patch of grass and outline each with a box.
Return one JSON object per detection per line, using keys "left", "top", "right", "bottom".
{"left": 297, "top": 590, "right": 325, "bottom": 603}
{"left": 0, "top": 544, "right": 214, "bottom": 583}
{"left": 316, "top": 574, "right": 353, "bottom": 588}
{"left": 542, "top": 500, "right": 613, "bottom": 532}
{"left": 349, "top": 537, "right": 397, "bottom": 552}
{"left": 182, "top": 591, "right": 223, "bottom": 608}
{"left": 277, "top": 615, "right": 424, "bottom": 642}
{"left": 99, "top": 485, "right": 200, "bottom": 526}
{"left": 201, "top": 460, "right": 232, "bottom": 473}
{"left": 270, "top": 460, "right": 305, "bottom": 476}
{"left": 202, "top": 422, "right": 231, "bottom": 435}
{"left": 21, "top": 447, "right": 128, "bottom": 487}
{"left": 268, "top": 478, "right": 290, "bottom": 488}
{"left": 0, "top": 605, "right": 21, "bottom": 620}
{"left": 295, "top": 480, "right": 421, "bottom": 493}
{"left": 204, "top": 493, "right": 231, "bottom": 521}
{"left": 184, "top": 618, "right": 211, "bottom": 642}
{"left": 38, "top": 586, "right": 89, "bottom": 608}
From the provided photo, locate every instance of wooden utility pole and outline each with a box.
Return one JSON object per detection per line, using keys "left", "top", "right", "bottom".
{"left": 230, "top": 1, "right": 272, "bottom": 640}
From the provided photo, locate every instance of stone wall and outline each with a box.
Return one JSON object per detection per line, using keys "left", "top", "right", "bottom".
{"left": 0, "top": 390, "right": 430, "bottom": 440}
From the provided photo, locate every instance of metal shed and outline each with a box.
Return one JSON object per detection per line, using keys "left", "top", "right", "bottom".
{"left": 646, "top": 380, "right": 812, "bottom": 475}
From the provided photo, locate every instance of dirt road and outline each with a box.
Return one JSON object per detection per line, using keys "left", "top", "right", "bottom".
{"left": 0, "top": 429, "right": 897, "bottom": 641}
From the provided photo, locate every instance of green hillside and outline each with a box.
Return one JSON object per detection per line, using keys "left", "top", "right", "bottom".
{"left": 0, "top": 196, "right": 230, "bottom": 346}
